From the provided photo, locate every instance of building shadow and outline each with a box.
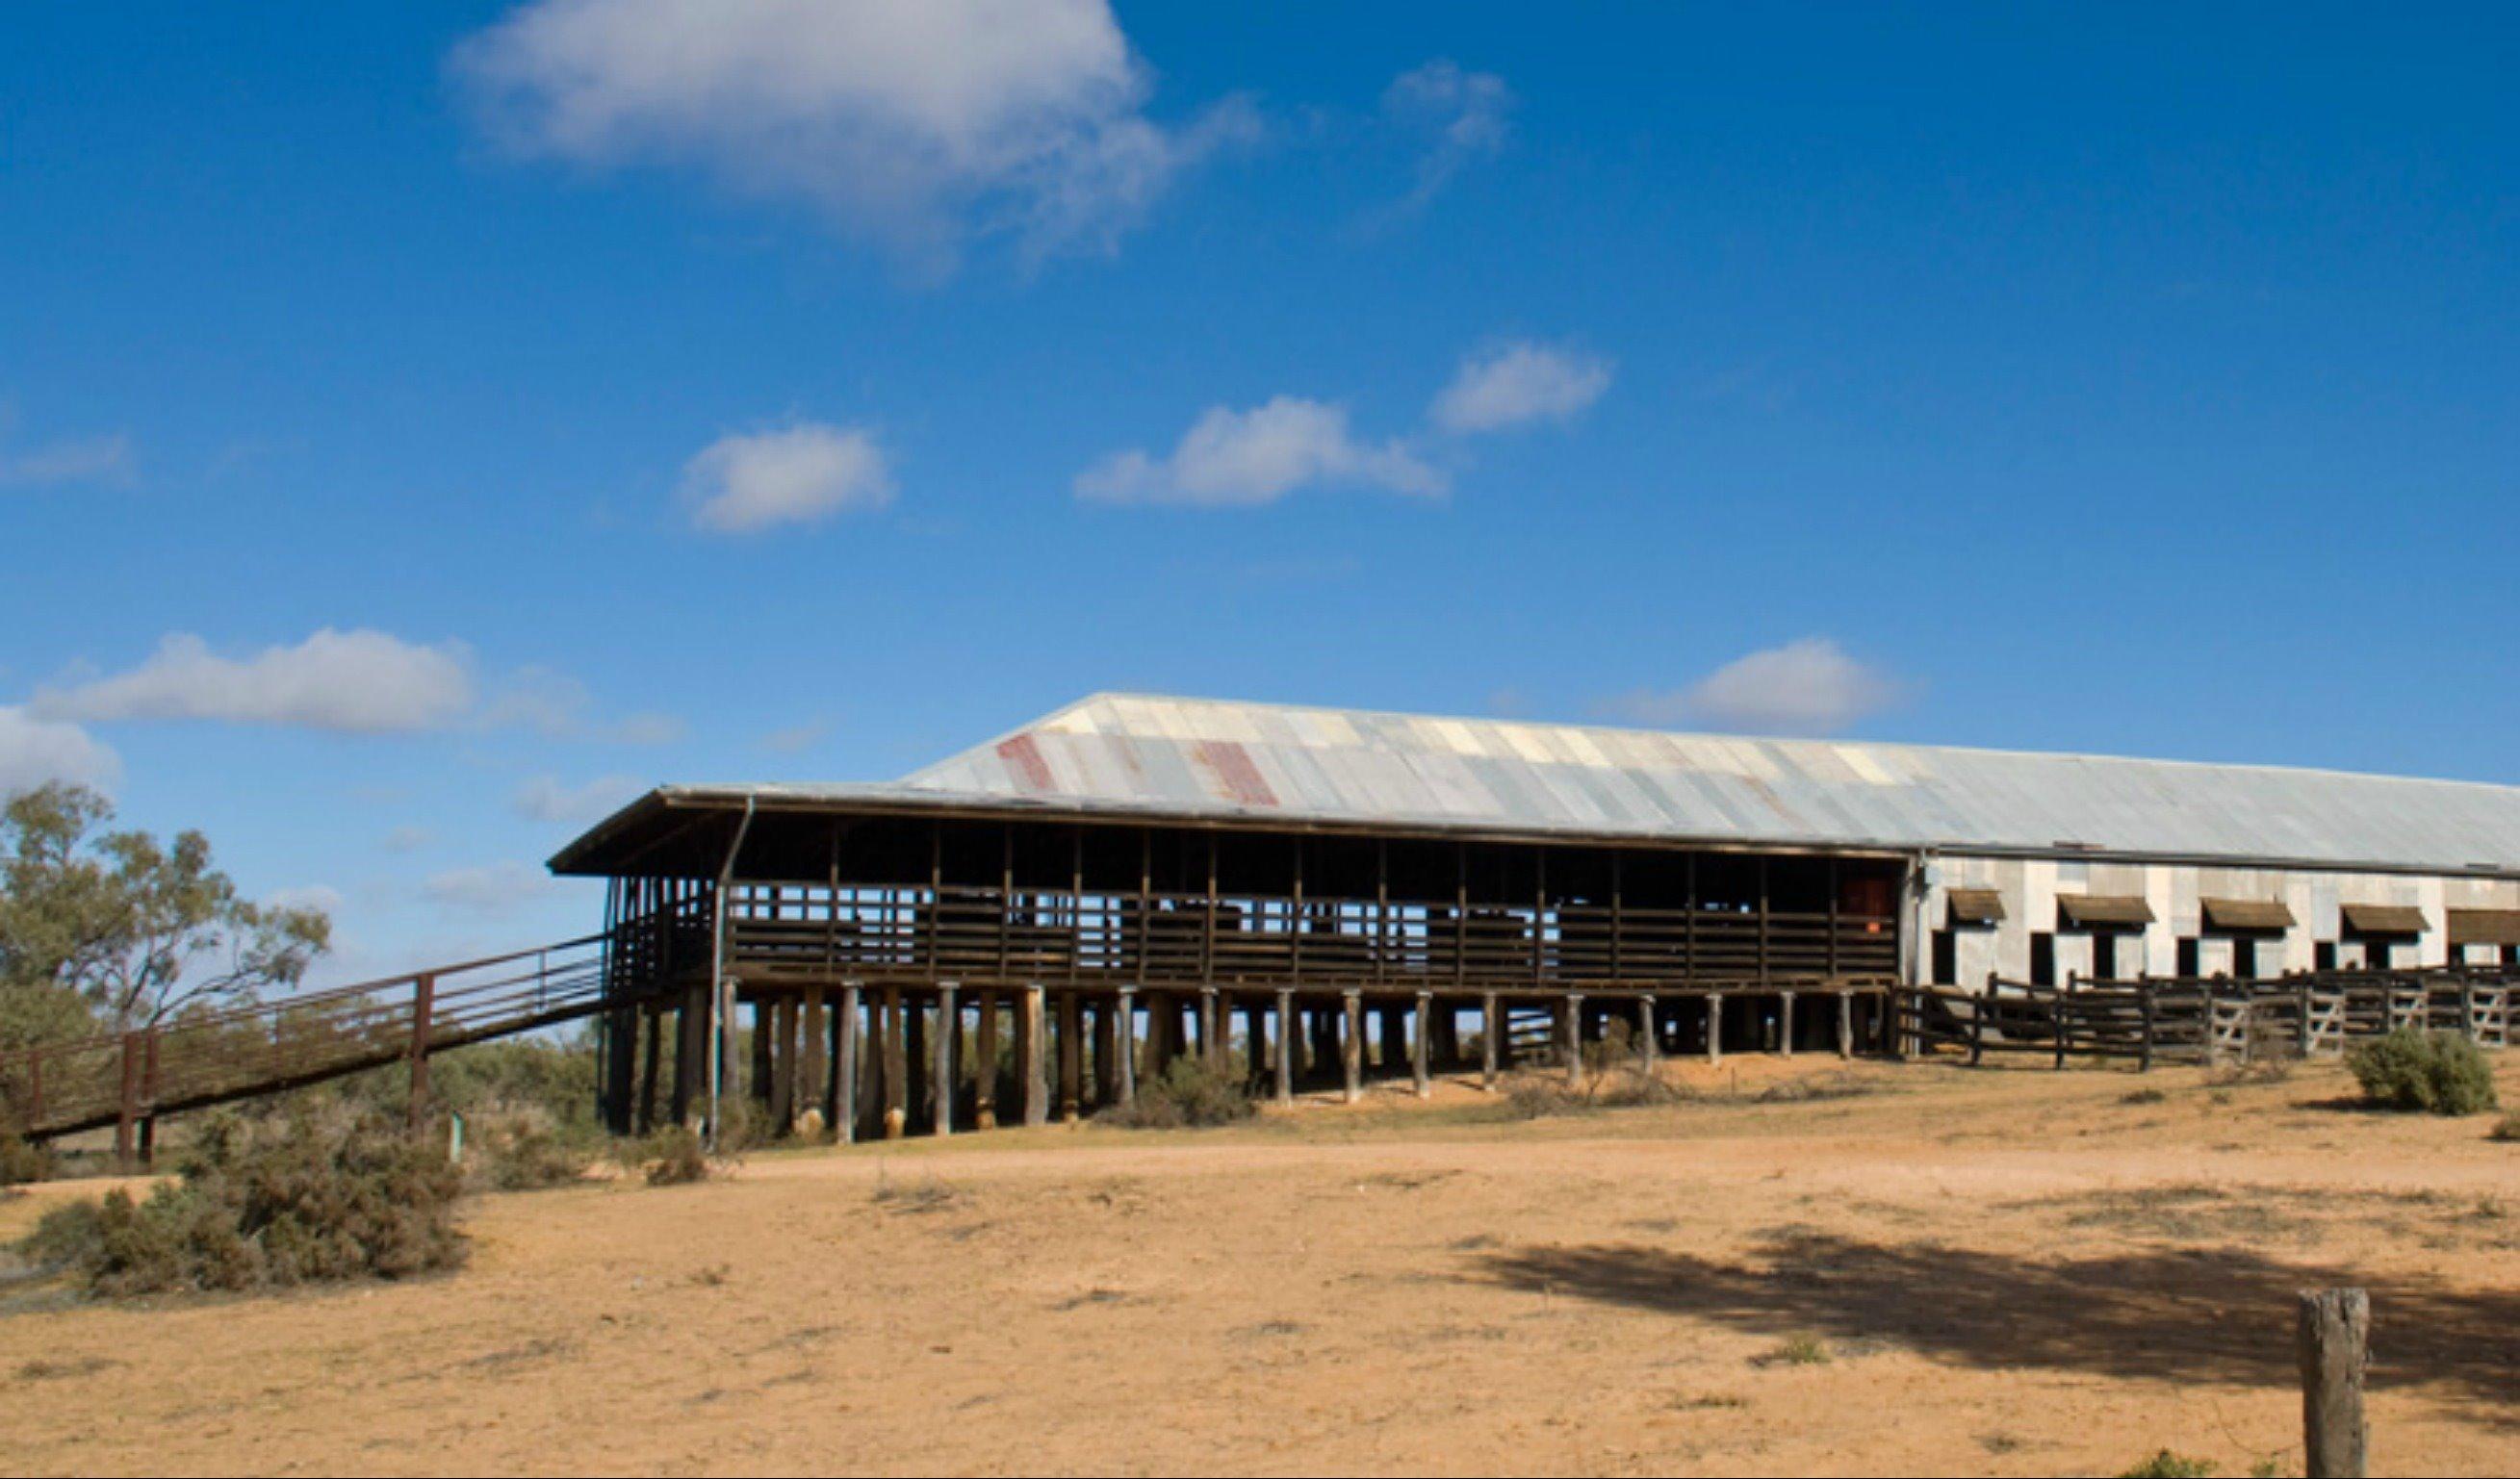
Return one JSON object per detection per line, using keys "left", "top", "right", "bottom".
{"left": 1479, "top": 1233, "right": 2520, "bottom": 1417}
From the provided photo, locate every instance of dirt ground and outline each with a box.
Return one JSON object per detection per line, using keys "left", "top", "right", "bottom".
{"left": 3, "top": 1054, "right": 2516, "bottom": 1478}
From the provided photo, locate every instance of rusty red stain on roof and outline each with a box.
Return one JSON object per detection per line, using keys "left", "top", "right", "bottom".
{"left": 1195, "top": 740, "right": 1278, "bottom": 808}
{"left": 997, "top": 734, "right": 1055, "bottom": 791}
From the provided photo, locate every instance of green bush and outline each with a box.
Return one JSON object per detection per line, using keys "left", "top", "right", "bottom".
{"left": 2490, "top": 1112, "right": 2519, "bottom": 1143}
{"left": 2119, "top": 1451, "right": 2215, "bottom": 1478}
{"left": 1096, "top": 1056, "right": 1255, "bottom": 1130}
{"left": 18, "top": 1103, "right": 465, "bottom": 1297}
{"left": 2346, "top": 1030, "right": 2500, "bottom": 1116}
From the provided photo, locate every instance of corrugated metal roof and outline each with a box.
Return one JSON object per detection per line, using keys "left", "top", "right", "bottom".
{"left": 857, "top": 692, "right": 2520, "bottom": 875}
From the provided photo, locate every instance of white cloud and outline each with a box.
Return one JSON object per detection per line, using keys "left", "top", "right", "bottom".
{"left": 682, "top": 421, "right": 895, "bottom": 533}
{"left": 266, "top": 883, "right": 345, "bottom": 918}
{"left": 761, "top": 720, "right": 831, "bottom": 754}
{"left": 423, "top": 861, "right": 561, "bottom": 917}
{"left": 1431, "top": 343, "right": 1613, "bottom": 434}
{"left": 483, "top": 665, "right": 684, "bottom": 742}
{"left": 1381, "top": 60, "right": 1513, "bottom": 212}
{"left": 1077, "top": 396, "right": 1443, "bottom": 507}
{"left": 0, "top": 431, "right": 137, "bottom": 488}
{"left": 513, "top": 773, "right": 643, "bottom": 825}
{"left": 1605, "top": 639, "right": 1902, "bottom": 736}
{"left": 0, "top": 706, "right": 120, "bottom": 794}
{"left": 451, "top": 0, "right": 1256, "bottom": 267}
{"left": 381, "top": 826, "right": 437, "bottom": 854}
{"left": 34, "top": 629, "right": 476, "bottom": 734}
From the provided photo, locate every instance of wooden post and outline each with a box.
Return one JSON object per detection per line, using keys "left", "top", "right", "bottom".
{"left": 1481, "top": 992, "right": 1500, "bottom": 1088}
{"left": 1637, "top": 994, "right": 1658, "bottom": 1073}
{"left": 1199, "top": 988, "right": 1221, "bottom": 1071}
{"left": 751, "top": 999, "right": 775, "bottom": 1105}
{"left": 1341, "top": 991, "right": 1363, "bottom": 1104}
{"left": 800, "top": 989, "right": 826, "bottom": 1133}
{"left": 407, "top": 973, "right": 436, "bottom": 1131}
{"left": 882, "top": 987, "right": 908, "bottom": 1139}
{"left": 116, "top": 1032, "right": 140, "bottom": 1163}
{"left": 2298, "top": 1288, "right": 2369, "bottom": 1479}
{"left": 137, "top": 1028, "right": 161, "bottom": 1165}
{"left": 1020, "top": 984, "right": 1048, "bottom": 1128}
{"left": 2138, "top": 979, "right": 2155, "bottom": 1073}
{"left": 836, "top": 985, "right": 860, "bottom": 1144}
{"left": 1778, "top": 990, "right": 1796, "bottom": 1058}
{"left": 636, "top": 1005, "right": 663, "bottom": 1135}
{"left": 973, "top": 989, "right": 999, "bottom": 1130}
{"left": 1058, "top": 991, "right": 1083, "bottom": 1123}
{"left": 1836, "top": 991, "right": 1853, "bottom": 1059}
{"left": 1707, "top": 992, "right": 1724, "bottom": 1066}
{"left": 1563, "top": 992, "right": 1585, "bottom": 1088}
{"left": 1274, "top": 990, "right": 1296, "bottom": 1105}
{"left": 933, "top": 985, "right": 957, "bottom": 1137}
{"left": 1411, "top": 992, "right": 1431, "bottom": 1098}
{"left": 770, "top": 996, "right": 798, "bottom": 1131}
{"left": 674, "top": 982, "right": 706, "bottom": 1127}
{"left": 1115, "top": 989, "right": 1137, "bottom": 1106}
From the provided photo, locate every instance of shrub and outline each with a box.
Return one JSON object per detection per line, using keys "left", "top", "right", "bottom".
{"left": 2346, "top": 1030, "right": 2500, "bottom": 1115}
{"left": 1096, "top": 1056, "right": 1255, "bottom": 1130}
{"left": 2490, "top": 1112, "right": 2519, "bottom": 1143}
{"left": 2119, "top": 1451, "right": 2215, "bottom": 1478}
{"left": 465, "top": 1107, "right": 596, "bottom": 1193}
{"left": 1, "top": 1124, "right": 52, "bottom": 1187}
{"left": 18, "top": 1104, "right": 465, "bottom": 1297}
{"left": 619, "top": 1124, "right": 716, "bottom": 1186}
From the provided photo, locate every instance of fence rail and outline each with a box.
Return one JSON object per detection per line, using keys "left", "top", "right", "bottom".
{"left": 1893, "top": 966, "right": 2513, "bottom": 1069}
{"left": 1, "top": 934, "right": 615, "bottom": 1146}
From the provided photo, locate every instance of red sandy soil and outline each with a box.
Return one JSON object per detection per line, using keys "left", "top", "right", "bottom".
{"left": 2, "top": 1054, "right": 2515, "bottom": 1477}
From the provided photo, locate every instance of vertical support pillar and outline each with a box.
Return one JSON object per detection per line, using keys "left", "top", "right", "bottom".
{"left": 1707, "top": 992, "right": 1724, "bottom": 1066}
{"left": 751, "top": 1000, "right": 774, "bottom": 1105}
{"left": 933, "top": 984, "right": 957, "bottom": 1137}
{"left": 882, "top": 986, "right": 908, "bottom": 1140}
{"left": 673, "top": 982, "right": 705, "bottom": 1128}
{"left": 1778, "top": 990, "right": 1796, "bottom": 1058}
{"left": 1116, "top": 989, "right": 1138, "bottom": 1106}
{"left": 1020, "top": 984, "right": 1048, "bottom": 1128}
{"left": 1837, "top": 991, "right": 1854, "bottom": 1060}
{"left": 770, "top": 997, "right": 799, "bottom": 1131}
{"left": 1481, "top": 992, "right": 1501, "bottom": 1088}
{"left": 1198, "top": 988, "right": 1221, "bottom": 1070}
{"left": 408, "top": 974, "right": 436, "bottom": 1132}
{"left": 1636, "top": 994, "right": 1658, "bottom": 1074}
{"left": 836, "top": 985, "right": 860, "bottom": 1144}
{"left": 974, "top": 989, "right": 999, "bottom": 1130}
{"left": 1057, "top": 991, "right": 1083, "bottom": 1123}
{"left": 114, "top": 1032, "right": 141, "bottom": 1163}
{"left": 637, "top": 1005, "right": 663, "bottom": 1135}
{"left": 1563, "top": 992, "right": 1585, "bottom": 1088}
{"left": 799, "top": 989, "right": 826, "bottom": 1133}
{"left": 1274, "top": 989, "right": 1296, "bottom": 1105}
{"left": 1411, "top": 991, "right": 1431, "bottom": 1098}
{"left": 905, "top": 998, "right": 929, "bottom": 1133}
{"left": 1341, "top": 990, "right": 1363, "bottom": 1104}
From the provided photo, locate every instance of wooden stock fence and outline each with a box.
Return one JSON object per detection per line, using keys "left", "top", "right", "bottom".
{"left": 1895, "top": 966, "right": 2513, "bottom": 1070}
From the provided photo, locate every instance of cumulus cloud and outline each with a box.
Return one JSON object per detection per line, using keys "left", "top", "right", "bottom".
{"left": 1381, "top": 60, "right": 1513, "bottom": 213}
{"left": 681, "top": 421, "right": 895, "bottom": 533}
{"left": 0, "top": 431, "right": 137, "bottom": 489}
{"left": 0, "top": 706, "right": 120, "bottom": 794}
{"left": 451, "top": 0, "right": 1257, "bottom": 268}
{"left": 1076, "top": 396, "right": 1443, "bottom": 507}
{"left": 512, "top": 773, "right": 643, "bottom": 825}
{"left": 27, "top": 628, "right": 679, "bottom": 742}
{"left": 265, "top": 883, "right": 345, "bottom": 918}
{"left": 1604, "top": 639, "right": 1903, "bottom": 736}
{"left": 1431, "top": 342, "right": 1613, "bottom": 434}
{"left": 33, "top": 629, "right": 475, "bottom": 734}
{"left": 423, "top": 861, "right": 561, "bottom": 917}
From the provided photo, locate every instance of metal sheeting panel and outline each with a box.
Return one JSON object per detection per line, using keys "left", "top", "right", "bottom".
{"left": 851, "top": 692, "right": 2520, "bottom": 874}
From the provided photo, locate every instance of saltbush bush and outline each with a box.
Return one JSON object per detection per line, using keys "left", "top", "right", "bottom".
{"left": 0, "top": 1120, "right": 51, "bottom": 1187}
{"left": 2345, "top": 1029, "right": 2499, "bottom": 1116}
{"left": 465, "top": 1106, "right": 597, "bottom": 1192}
{"left": 19, "top": 1103, "right": 465, "bottom": 1297}
{"left": 1096, "top": 1055, "right": 1255, "bottom": 1130}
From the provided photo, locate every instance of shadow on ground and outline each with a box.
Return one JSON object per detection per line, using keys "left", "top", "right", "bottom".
{"left": 1479, "top": 1233, "right": 2520, "bottom": 1416}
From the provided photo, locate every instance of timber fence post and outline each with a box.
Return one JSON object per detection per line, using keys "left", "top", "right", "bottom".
{"left": 2298, "top": 1287, "right": 2369, "bottom": 1479}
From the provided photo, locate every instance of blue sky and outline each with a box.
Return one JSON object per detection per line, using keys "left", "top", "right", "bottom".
{"left": 3, "top": 2, "right": 2515, "bottom": 981}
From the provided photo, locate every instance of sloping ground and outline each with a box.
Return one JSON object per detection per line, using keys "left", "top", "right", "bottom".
{"left": 3, "top": 1057, "right": 2516, "bottom": 1477}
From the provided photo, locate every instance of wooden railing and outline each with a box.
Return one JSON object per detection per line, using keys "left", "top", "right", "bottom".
{"left": 717, "top": 881, "right": 1898, "bottom": 993}
{"left": 1, "top": 935, "right": 613, "bottom": 1145}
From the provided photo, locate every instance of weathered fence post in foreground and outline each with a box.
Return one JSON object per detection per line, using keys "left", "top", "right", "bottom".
{"left": 406, "top": 973, "right": 436, "bottom": 1131}
{"left": 2298, "top": 1287, "right": 2369, "bottom": 1479}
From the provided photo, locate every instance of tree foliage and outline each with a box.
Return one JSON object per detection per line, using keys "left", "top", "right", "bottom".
{"left": 0, "top": 782, "right": 329, "bottom": 1048}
